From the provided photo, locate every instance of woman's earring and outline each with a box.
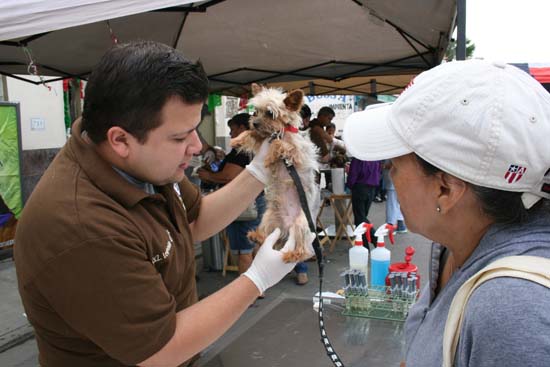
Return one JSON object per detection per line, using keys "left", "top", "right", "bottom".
{"left": 436, "top": 206, "right": 441, "bottom": 212}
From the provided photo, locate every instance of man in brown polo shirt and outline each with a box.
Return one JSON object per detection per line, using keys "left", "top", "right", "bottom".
{"left": 14, "top": 41, "right": 311, "bottom": 367}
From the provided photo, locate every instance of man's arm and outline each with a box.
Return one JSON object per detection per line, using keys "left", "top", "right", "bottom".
{"left": 189, "top": 169, "right": 263, "bottom": 241}
{"left": 139, "top": 274, "right": 259, "bottom": 366}
{"left": 190, "top": 141, "right": 271, "bottom": 242}
{"left": 310, "top": 127, "right": 330, "bottom": 157}
{"left": 139, "top": 228, "right": 309, "bottom": 367}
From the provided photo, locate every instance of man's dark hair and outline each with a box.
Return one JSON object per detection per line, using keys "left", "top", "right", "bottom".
{"left": 82, "top": 41, "right": 209, "bottom": 143}
{"left": 300, "top": 104, "right": 312, "bottom": 119}
{"left": 318, "top": 106, "right": 335, "bottom": 117}
{"left": 228, "top": 113, "right": 251, "bottom": 130}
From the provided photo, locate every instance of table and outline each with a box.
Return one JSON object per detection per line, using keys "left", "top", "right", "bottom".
{"left": 317, "top": 194, "right": 356, "bottom": 252}
{"left": 197, "top": 297, "right": 406, "bottom": 367}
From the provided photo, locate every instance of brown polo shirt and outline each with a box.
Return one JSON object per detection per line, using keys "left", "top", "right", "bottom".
{"left": 15, "top": 119, "right": 202, "bottom": 366}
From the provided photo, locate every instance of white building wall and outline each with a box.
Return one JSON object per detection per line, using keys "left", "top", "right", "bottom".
{"left": 6, "top": 76, "right": 66, "bottom": 150}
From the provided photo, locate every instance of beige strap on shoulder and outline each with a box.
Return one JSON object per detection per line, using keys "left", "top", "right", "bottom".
{"left": 442, "top": 256, "right": 550, "bottom": 367}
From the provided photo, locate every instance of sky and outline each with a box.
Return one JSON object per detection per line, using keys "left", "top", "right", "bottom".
{"left": 466, "top": 0, "right": 550, "bottom": 63}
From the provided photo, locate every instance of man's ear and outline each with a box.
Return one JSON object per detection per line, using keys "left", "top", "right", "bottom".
{"left": 105, "top": 126, "right": 132, "bottom": 158}
{"left": 436, "top": 172, "right": 468, "bottom": 214}
{"left": 284, "top": 89, "right": 304, "bottom": 112}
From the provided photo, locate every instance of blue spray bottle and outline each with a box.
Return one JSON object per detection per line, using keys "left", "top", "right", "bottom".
{"left": 370, "top": 223, "right": 396, "bottom": 288}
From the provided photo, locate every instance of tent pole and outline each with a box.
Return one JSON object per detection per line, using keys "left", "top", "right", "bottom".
{"left": 456, "top": 0, "right": 466, "bottom": 60}
{"left": 308, "top": 82, "right": 315, "bottom": 95}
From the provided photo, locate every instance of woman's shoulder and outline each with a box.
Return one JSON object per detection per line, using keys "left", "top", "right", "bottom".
{"left": 458, "top": 276, "right": 550, "bottom": 365}
{"left": 463, "top": 275, "right": 550, "bottom": 340}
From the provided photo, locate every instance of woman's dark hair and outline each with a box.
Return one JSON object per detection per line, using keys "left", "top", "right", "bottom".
{"left": 82, "top": 41, "right": 208, "bottom": 143}
{"left": 228, "top": 113, "right": 251, "bottom": 130}
{"left": 414, "top": 154, "right": 531, "bottom": 224}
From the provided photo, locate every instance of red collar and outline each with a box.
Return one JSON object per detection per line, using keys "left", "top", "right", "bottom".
{"left": 284, "top": 125, "right": 299, "bottom": 133}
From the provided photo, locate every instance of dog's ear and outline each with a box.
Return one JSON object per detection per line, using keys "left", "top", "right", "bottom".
{"left": 251, "top": 83, "right": 262, "bottom": 96}
{"left": 283, "top": 89, "right": 304, "bottom": 112}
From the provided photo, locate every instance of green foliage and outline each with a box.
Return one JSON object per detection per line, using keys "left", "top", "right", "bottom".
{"left": 445, "top": 38, "right": 476, "bottom": 60}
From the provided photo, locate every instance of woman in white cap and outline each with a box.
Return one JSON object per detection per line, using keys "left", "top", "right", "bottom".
{"left": 344, "top": 60, "right": 550, "bottom": 367}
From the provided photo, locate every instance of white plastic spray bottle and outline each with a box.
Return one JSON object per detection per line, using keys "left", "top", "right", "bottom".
{"left": 349, "top": 222, "right": 373, "bottom": 275}
{"left": 370, "top": 223, "right": 396, "bottom": 287}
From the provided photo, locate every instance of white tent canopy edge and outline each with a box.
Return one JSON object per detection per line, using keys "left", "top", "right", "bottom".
{"left": 0, "top": 0, "right": 195, "bottom": 41}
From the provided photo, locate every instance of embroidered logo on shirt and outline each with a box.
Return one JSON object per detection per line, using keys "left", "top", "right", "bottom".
{"left": 152, "top": 230, "right": 174, "bottom": 265}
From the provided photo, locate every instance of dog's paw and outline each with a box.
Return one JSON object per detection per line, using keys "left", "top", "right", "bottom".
{"left": 282, "top": 250, "right": 305, "bottom": 263}
{"left": 230, "top": 130, "right": 252, "bottom": 148}
{"left": 247, "top": 229, "right": 265, "bottom": 245}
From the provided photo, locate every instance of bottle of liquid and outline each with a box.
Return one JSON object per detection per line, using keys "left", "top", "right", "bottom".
{"left": 210, "top": 161, "right": 220, "bottom": 172}
{"left": 349, "top": 222, "right": 373, "bottom": 274}
{"left": 370, "top": 223, "right": 396, "bottom": 288}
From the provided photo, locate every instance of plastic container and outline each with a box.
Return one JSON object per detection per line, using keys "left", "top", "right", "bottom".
{"left": 349, "top": 246, "right": 369, "bottom": 273}
{"left": 370, "top": 224, "right": 395, "bottom": 287}
{"left": 349, "top": 223, "right": 373, "bottom": 275}
{"left": 386, "top": 246, "right": 421, "bottom": 290}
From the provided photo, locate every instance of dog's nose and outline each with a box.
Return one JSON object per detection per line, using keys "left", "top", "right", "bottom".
{"left": 253, "top": 121, "right": 260, "bottom": 129}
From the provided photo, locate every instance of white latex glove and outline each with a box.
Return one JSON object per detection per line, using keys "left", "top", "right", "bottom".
{"left": 243, "top": 228, "right": 315, "bottom": 294}
{"left": 245, "top": 139, "right": 270, "bottom": 185}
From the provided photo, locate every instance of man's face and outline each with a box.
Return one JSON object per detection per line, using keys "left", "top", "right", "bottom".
{"left": 319, "top": 113, "right": 334, "bottom": 126}
{"left": 125, "top": 97, "right": 203, "bottom": 185}
{"left": 229, "top": 123, "right": 247, "bottom": 139}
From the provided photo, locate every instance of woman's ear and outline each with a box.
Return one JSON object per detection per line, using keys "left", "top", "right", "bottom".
{"left": 435, "top": 172, "right": 468, "bottom": 214}
{"left": 105, "top": 126, "right": 132, "bottom": 159}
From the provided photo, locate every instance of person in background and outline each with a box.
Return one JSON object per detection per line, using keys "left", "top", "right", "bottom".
{"left": 326, "top": 122, "right": 347, "bottom": 168}
{"left": 383, "top": 160, "right": 407, "bottom": 233}
{"left": 346, "top": 157, "right": 381, "bottom": 250}
{"left": 14, "top": 41, "right": 312, "bottom": 367}
{"left": 0, "top": 194, "right": 17, "bottom": 247}
{"left": 309, "top": 106, "right": 335, "bottom": 164}
{"left": 344, "top": 60, "right": 550, "bottom": 367}
{"left": 198, "top": 113, "right": 266, "bottom": 275}
{"left": 299, "top": 104, "right": 312, "bottom": 132}
{"left": 294, "top": 104, "right": 316, "bottom": 285}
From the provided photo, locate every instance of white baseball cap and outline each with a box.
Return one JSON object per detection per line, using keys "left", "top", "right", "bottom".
{"left": 343, "top": 59, "right": 550, "bottom": 209}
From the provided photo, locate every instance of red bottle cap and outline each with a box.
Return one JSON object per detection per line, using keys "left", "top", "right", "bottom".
{"left": 389, "top": 246, "right": 418, "bottom": 273}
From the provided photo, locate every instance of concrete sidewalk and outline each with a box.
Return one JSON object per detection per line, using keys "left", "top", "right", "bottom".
{"left": 0, "top": 259, "right": 33, "bottom": 354}
{"left": 0, "top": 200, "right": 432, "bottom": 366}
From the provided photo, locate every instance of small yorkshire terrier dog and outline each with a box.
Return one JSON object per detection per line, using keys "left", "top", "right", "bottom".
{"left": 232, "top": 83, "right": 320, "bottom": 262}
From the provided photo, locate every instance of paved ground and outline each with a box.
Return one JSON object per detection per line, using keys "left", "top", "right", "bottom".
{"left": 0, "top": 199, "right": 432, "bottom": 366}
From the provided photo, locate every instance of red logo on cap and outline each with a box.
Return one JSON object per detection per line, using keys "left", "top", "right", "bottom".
{"left": 400, "top": 79, "right": 415, "bottom": 95}
{"left": 504, "top": 164, "right": 526, "bottom": 184}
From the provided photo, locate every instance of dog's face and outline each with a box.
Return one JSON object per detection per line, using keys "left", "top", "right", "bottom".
{"left": 248, "top": 83, "right": 304, "bottom": 139}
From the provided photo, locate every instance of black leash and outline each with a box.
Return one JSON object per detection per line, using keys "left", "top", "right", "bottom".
{"left": 284, "top": 159, "right": 345, "bottom": 367}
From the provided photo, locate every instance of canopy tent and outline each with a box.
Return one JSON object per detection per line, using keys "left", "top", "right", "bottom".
{"left": 0, "top": 0, "right": 457, "bottom": 96}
